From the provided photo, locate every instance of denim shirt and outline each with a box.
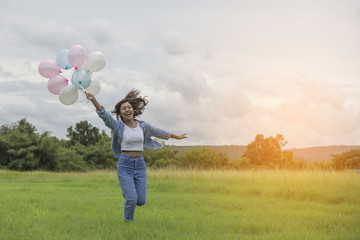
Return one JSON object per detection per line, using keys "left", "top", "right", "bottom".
{"left": 96, "top": 107, "right": 171, "bottom": 158}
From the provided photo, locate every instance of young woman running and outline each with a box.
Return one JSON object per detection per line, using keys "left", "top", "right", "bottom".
{"left": 85, "top": 89, "right": 187, "bottom": 222}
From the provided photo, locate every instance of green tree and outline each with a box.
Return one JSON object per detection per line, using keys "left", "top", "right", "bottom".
{"left": 178, "top": 147, "right": 228, "bottom": 169}
{"left": 86, "top": 129, "right": 115, "bottom": 169}
{"left": 67, "top": 121, "right": 101, "bottom": 147}
{"left": 68, "top": 129, "right": 115, "bottom": 169}
{"left": 0, "top": 125, "right": 11, "bottom": 168}
{"left": 332, "top": 149, "right": 360, "bottom": 170}
{"left": 143, "top": 147, "right": 179, "bottom": 168}
{"left": 83, "top": 145, "right": 115, "bottom": 169}
{"left": 0, "top": 119, "right": 41, "bottom": 170}
{"left": 38, "top": 135, "right": 61, "bottom": 171}
{"left": 56, "top": 148, "right": 88, "bottom": 172}
{"left": 242, "top": 134, "right": 293, "bottom": 168}
{"left": 227, "top": 157, "right": 250, "bottom": 170}
{"left": 0, "top": 119, "right": 114, "bottom": 171}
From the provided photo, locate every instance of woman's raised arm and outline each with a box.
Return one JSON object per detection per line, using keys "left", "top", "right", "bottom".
{"left": 85, "top": 92, "right": 103, "bottom": 111}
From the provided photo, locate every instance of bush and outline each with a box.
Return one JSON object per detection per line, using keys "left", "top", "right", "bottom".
{"left": 332, "top": 149, "right": 360, "bottom": 170}
{"left": 143, "top": 147, "right": 179, "bottom": 168}
{"left": 227, "top": 157, "right": 250, "bottom": 170}
{"left": 178, "top": 147, "right": 228, "bottom": 169}
{"left": 56, "top": 148, "right": 88, "bottom": 172}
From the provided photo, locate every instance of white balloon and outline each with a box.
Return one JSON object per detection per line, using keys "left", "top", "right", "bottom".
{"left": 85, "top": 79, "right": 101, "bottom": 95}
{"left": 58, "top": 85, "right": 79, "bottom": 105}
{"left": 86, "top": 51, "right": 106, "bottom": 72}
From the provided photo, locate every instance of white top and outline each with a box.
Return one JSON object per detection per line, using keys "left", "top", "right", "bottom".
{"left": 121, "top": 123, "right": 144, "bottom": 151}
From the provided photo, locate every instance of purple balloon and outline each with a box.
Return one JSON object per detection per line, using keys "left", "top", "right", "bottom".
{"left": 67, "top": 44, "right": 87, "bottom": 69}
{"left": 38, "top": 59, "right": 61, "bottom": 78}
{"left": 47, "top": 75, "right": 69, "bottom": 95}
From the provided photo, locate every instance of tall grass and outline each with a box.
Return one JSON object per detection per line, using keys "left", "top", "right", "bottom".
{"left": 0, "top": 169, "right": 359, "bottom": 239}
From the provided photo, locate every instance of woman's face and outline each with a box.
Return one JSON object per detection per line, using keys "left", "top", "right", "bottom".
{"left": 120, "top": 102, "right": 134, "bottom": 121}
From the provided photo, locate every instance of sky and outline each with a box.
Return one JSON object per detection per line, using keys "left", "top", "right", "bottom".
{"left": 0, "top": 0, "right": 359, "bottom": 148}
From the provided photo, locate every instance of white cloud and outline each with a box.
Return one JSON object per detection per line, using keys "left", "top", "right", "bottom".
{"left": 0, "top": 0, "right": 360, "bottom": 148}
{"left": 161, "top": 31, "right": 192, "bottom": 56}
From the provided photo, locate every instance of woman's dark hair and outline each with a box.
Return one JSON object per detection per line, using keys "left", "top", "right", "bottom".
{"left": 111, "top": 89, "right": 148, "bottom": 121}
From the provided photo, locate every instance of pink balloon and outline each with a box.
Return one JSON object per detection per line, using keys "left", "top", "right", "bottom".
{"left": 38, "top": 59, "right": 61, "bottom": 78}
{"left": 47, "top": 75, "right": 69, "bottom": 95}
{"left": 67, "top": 44, "right": 87, "bottom": 69}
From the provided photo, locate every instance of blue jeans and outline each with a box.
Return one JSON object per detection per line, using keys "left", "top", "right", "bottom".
{"left": 117, "top": 154, "right": 147, "bottom": 222}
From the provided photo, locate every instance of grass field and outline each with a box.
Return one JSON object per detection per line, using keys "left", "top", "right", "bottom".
{"left": 0, "top": 169, "right": 359, "bottom": 240}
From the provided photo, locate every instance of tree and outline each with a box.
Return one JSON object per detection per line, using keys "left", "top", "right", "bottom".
{"left": 178, "top": 147, "right": 228, "bottom": 169}
{"left": 56, "top": 148, "right": 88, "bottom": 172}
{"left": 332, "top": 149, "right": 360, "bottom": 170}
{"left": 0, "top": 119, "right": 114, "bottom": 171}
{"left": 38, "top": 136, "right": 60, "bottom": 171}
{"left": 67, "top": 121, "right": 101, "bottom": 147}
{"left": 0, "top": 119, "right": 41, "bottom": 170}
{"left": 242, "top": 134, "right": 293, "bottom": 168}
{"left": 227, "top": 157, "right": 250, "bottom": 170}
{"left": 143, "top": 147, "right": 179, "bottom": 168}
{"left": 83, "top": 146, "right": 115, "bottom": 169}
{"left": 0, "top": 130, "right": 11, "bottom": 168}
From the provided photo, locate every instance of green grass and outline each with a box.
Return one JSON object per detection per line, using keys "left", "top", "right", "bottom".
{"left": 0, "top": 169, "right": 359, "bottom": 239}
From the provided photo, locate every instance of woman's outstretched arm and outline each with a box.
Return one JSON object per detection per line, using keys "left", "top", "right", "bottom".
{"left": 85, "top": 92, "right": 103, "bottom": 111}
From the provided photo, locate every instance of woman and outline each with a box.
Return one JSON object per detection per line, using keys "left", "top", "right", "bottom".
{"left": 85, "top": 89, "right": 187, "bottom": 222}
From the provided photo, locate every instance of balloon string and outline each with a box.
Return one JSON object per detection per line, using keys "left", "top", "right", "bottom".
{"left": 75, "top": 83, "right": 92, "bottom": 104}
{"left": 77, "top": 83, "right": 85, "bottom": 92}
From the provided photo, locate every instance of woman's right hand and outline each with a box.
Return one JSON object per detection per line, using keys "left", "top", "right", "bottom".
{"left": 85, "top": 91, "right": 95, "bottom": 100}
{"left": 84, "top": 91, "right": 103, "bottom": 111}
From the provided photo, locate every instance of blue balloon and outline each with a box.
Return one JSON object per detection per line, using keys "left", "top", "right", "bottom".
{"left": 56, "top": 49, "right": 73, "bottom": 70}
{"left": 71, "top": 70, "right": 92, "bottom": 90}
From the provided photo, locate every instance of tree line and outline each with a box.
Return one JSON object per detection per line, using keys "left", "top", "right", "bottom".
{"left": 0, "top": 119, "right": 358, "bottom": 171}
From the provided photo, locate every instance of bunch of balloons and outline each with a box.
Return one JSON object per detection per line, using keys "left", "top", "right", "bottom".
{"left": 38, "top": 44, "right": 106, "bottom": 105}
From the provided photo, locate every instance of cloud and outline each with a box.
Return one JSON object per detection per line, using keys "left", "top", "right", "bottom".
{"left": 266, "top": 76, "right": 360, "bottom": 147}
{"left": 155, "top": 67, "right": 209, "bottom": 104}
{"left": 0, "top": 65, "right": 14, "bottom": 78}
{"left": 1, "top": 1, "right": 359, "bottom": 148}
{"left": 356, "top": 7, "right": 360, "bottom": 17}
{"left": 161, "top": 31, "right": 191, "bottom": 55}
{"left": 1, "top": 16, "right": 122, "bottom": 61}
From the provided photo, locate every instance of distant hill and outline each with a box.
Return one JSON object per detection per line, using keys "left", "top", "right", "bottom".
{"left": 169, "top": 145, "right": 360, "bottom": 163}
{"left": 289, "top": 145, "right": 360, "bottom": 162}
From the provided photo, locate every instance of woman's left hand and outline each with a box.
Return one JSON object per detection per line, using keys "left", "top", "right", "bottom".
{"left": 171, "top": 133, "right": 187, "bottom": 140}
